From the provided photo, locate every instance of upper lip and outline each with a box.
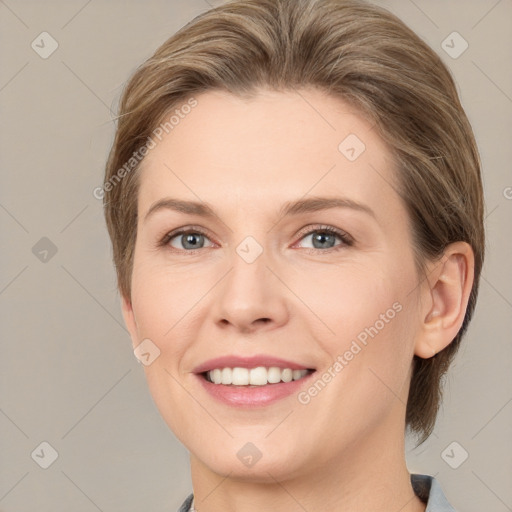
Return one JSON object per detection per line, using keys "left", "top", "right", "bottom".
{"left": 192, "top": 355, "right": 315, "bottom": 374}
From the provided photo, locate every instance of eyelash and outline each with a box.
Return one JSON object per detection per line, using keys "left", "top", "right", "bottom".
{"left": 157, "top": 224, "right": 354, "bottom": 254}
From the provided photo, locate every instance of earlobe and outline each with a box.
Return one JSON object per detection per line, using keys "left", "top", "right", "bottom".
{"left": 121, "top": 293, "right": 139, "bottom": 349}
{"left": 414, "top": 242, "right": 475, "bottom": 359}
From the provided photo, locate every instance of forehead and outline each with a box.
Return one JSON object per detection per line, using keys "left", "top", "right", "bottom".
{"left": 137, "top": 88, "right": 401, "bottom": 219}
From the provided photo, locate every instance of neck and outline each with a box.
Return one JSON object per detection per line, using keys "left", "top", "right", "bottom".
{"left": 188, "top": 405, "right": 426, "bottom": 512}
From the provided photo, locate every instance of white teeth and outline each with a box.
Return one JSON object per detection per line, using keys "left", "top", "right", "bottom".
{"left": 267, "top": 367, "right": 282, "bottom": 384}
{"left": 232, "top": 367, "right": 249, "bottom": 385}
{"left": 281, "top": 368, "right": 293, "bottom": 383}
{"left": 292, "top": 369, "right": 303, "bottom": 380}
{"left": 249, "top": 367, "right": 267, "bottom": 386}
{"left": 206, "top": 366, "right": 310, "bottom": 385}
{"left": 212, "top": 368, "right": 222, "bottom": 384}
{"left": 221, "top": 368, "right": 232, "bottom": 385}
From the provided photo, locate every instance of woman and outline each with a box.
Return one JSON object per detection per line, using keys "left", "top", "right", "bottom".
{"left": 102, "top": 0, "right": 484, "bottom": 510}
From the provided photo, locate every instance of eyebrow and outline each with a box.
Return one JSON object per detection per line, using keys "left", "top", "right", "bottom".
{"left": 143, "top": 196, "right": 376, "bottom": 223}
{"left": 279, "top": 196, "right": 375, "bottom": 219}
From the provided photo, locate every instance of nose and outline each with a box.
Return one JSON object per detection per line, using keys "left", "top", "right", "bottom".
{"left": 212, "top": 244, "right": 290, "bottom": 334}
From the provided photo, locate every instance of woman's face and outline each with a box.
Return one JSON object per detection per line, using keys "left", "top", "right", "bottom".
{"left": 123, "top": 88, "right": 426, "bottom": 480}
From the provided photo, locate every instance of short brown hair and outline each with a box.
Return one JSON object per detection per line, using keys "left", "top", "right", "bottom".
{"left": 103, "top": 0, "right": 484, "bottom": 444}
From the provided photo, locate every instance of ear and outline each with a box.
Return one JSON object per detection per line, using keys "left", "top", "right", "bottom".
{"left": 121, "top": 292, "right": 140, "bottom": 350}
{"left": 414, "top": 241, "right": 475, "bottom": 358}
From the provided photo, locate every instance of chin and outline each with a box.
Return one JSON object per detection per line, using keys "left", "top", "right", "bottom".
{"left": 200, "top": 452, "right": 306, "bottom": 483}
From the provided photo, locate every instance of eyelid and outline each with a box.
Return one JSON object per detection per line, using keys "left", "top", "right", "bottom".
{"left": 158, "top": 224, "right": 354, "bottom": 252}
{"left": 294, "top": 224, "right": 354, "bottom": 244}
{"left": 291, "top": 224, "right": 354, "bottom": 252}
{"left": 158, "top": 225, "right": 217, "bottom": 250}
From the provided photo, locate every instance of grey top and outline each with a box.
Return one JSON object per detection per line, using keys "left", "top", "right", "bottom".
{"left": 177, "top": 474, "right": 456, "bottom": 511}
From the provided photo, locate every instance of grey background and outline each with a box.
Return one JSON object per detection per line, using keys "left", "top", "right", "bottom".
{"left": 0, "top": 0, "right": 511, "bottom": 511}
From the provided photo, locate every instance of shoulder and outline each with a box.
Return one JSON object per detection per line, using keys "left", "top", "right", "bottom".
{"left": 179, "top": 477, "right": 456, "bottom": 512}
{"left": 177, "top": 493, "right": 194, "bottom": 512}
{"left": 411, "top": 473, "right": 458, "bottom": 512}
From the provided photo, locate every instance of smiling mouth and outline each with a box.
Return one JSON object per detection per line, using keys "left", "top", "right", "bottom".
{"left": 202, "top": 367, "right": 316, "bottom": 386}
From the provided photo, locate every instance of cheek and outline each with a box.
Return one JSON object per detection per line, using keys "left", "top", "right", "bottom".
{"left": 293, "top": 261, "right": 407, "bottom": 344}
{"left": 305, "top": 256, "right": 419, "bottom": 387}
{"left": 129, "top": 261, "right": 199, "bottom": 439}
{"left": 130, "top": 258, "right": 207, "bottom": 346}
{"left": 128, "top": 265, "right": 196, "bottom": 434}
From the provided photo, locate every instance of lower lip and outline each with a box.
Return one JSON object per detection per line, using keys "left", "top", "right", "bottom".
{"left": 196, "top": 372, "right": 316, "bottom": 407}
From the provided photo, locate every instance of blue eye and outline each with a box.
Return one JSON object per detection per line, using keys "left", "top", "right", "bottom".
{"left": 165, "top": 230, "right": 214, "bottom": 251}
{"left": 159, "top": 225, "right": 353, "bottom": 253}
{"left": 296, "top": 226, "right": 352, "bottom": 251}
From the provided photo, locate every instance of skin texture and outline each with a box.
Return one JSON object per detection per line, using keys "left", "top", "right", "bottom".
{"left": 121, "top": 88, "right": 474, "bottom": 512}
